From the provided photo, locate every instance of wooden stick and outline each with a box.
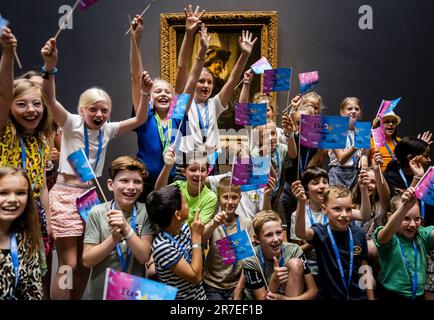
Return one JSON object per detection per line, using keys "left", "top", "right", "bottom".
{"left": 80, "top": 149, "right": 108, "bottom": 202}
{"left": 285, "top": 90, "right": 291, "bottom": 114}
{"left": 125, "top": 1, "right": 155, "bottom": 35}
{"left": 296, "top": 134, "right": 301, "bottom": 180}
{"left": 254, "top": 254, "right": 270, "bottom": 292}
{"left": 224, "top": 151, "right": 237, "bottom": 213}
{"left": 233, "top": 78, "right": 244, "bottom": 91}
{"left": 54, "top": 0, "right": 81, "bottom": 40}
{"left": 128, "top": 15, "right": 144, "bottom": 73}
{"left": 13, "top": 48, "right": 22, "bottom": 69}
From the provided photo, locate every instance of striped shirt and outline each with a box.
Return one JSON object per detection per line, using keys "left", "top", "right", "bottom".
{"left": 152, "top": 223, "right": 206, "bottom": 300}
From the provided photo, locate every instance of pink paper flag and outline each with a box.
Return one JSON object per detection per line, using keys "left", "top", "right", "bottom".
{"left": 414, "top": 166, "right": 434, "bottom": 206}
{"left": 371, "top": 127, "right": 386, "bottom": 149}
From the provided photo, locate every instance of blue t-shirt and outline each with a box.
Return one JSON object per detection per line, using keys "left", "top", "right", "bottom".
{"left": 307, "top": 223, "right": 369, "bottom": 300}
{"left": 134, "top": 105, "right": 184, "bottom": 179}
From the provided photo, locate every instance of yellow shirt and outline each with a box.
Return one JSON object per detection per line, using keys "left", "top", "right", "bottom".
{"left": 0, "top": 122, "right": 50, "bottom": 198}
{"left": 369, "top": 137, "right": 401, "bottom": 172}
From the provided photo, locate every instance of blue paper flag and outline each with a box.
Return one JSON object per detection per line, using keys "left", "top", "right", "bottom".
{"left": 168, "top": 93, "right": 190, "bottom": 120}
{"left": 354, "top": 121, "right": 372, "bottom": 149}
{"left": 67, "top": 149, "right": 96, "bottom": 182}
{"left": 235, "top": 103, "right": 267, "bottom": 126}
{"left": 263, "top": 68, "right": 292, "bottom": 93}
{"left": 300, "top": 115, "right": 350, "bottom": 149}
{"left": 228, "top": 230, "right": 255, "bottom": 260}
{"left": 0, "top": 15, "right": 10, "bottom": 31}
{"left": 233, "top": 157, "right": 270, "bottom": 186}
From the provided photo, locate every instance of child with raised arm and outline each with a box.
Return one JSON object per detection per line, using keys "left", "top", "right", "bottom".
{"left": 374, "top": 188, "right": 434, "bottom": 300}
{"left": 82, "top": 156, "right": 156, "bottom": 300}
{"left": 146, "top": 185, "right": 206, "bottom": 300}
{"left": 201, "top": 176, "right": 254, "bottom": 300}
{"left": 41, "top": 38, "right": 152, "bottom": 300}
{"left": 155, "top": 146, "right": 217, "bottom": 226}
{"left": 0, "top": 167, "right": 43, "bottom": 300}
{"left": 242, "top": 210, "right": 317, "bottom": 300}
{"left": 129, "top": 11, "right": 208, "bottom": 199}
{"left": 328, "top": 97, "right": 364, "bottom": 189}
{"left": 293, "top": 183, "right": 374, "bottom": 300}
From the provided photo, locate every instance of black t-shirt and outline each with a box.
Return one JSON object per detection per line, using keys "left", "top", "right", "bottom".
{"left": 308, "top": 223, "right": 368, "bottom": 300}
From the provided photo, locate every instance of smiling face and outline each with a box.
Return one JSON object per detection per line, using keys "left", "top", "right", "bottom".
{"left": 11, "top": 88, "right": 45, "bottom": 134}
{"left": 366, "top": 169, "right": 376, "bottom": 197}
{"left": 107, "top": 169, "right": 143, "bottom": 212}
{"left": 195, "top": 69, "right": 214, "bottom": 103}
{"left": 183, "top": 159, "right": 208, "bottom": 194}
{"left": 259, "top": 122, "right": 277, "bottom": 152}
{"left": 396, "top": 203, "right": 421, "bottom": 238}
{"left": 0, "top": 174, "right": 28, "bottom": 224}
{"left": 305, "top": 96, "right": 321, "bottom": 115}
{"left": 340, "top": 100, "right": 361, "bottom": 128}
{"left": 151, "top": 80, "right": 173, "bottom": 113}
{"left": 382, "top": 116, "right": 398, "bottom": 138}
{"left": 307, "top": 177, "right": 329, "bottom": 205}
{"left": 80, "top": 101, "right": 111, "bottom": 130}
{"left": 219, "top": 191, "right": 241, "bottom": 217}
{"left": 256, "top": 220, "right": 285, "bottom": 259}
{"left": 322, "top": 194, "right": 353, "bottom": 232}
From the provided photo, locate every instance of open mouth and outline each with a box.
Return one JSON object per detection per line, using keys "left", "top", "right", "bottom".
{"left": 93, "top": 119, "right": 103, "bottom": 126}
{"left": 270, "top": 242, "right": 281, "bottom": 252}
{"left": 158, "top": 97, "right": 170, "bottom": 104}
{"left": 200, "top": 88, "right": 210, "bottom": 95}
{"left": 122, "top": 192, "right": 137, "bottom": 200}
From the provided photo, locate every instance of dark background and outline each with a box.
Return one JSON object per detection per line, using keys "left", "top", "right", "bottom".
{"left": 1, "top": 0, "right": 433, "bottom": 192}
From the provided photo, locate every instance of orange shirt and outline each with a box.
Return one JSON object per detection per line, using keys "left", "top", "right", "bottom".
{"left": 369, "top": 137, "right": 401, "bottom": 172}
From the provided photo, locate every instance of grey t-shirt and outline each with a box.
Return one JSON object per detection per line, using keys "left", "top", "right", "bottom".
{"left": 83, "top": 201, "right": 157, "bottom": 299}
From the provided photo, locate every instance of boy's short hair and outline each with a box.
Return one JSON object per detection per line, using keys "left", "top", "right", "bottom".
{"left": 182, "top": 146, "right": 209, "bottom": 169}
{"left": 323, "top": 185, "right": 352, "bottom": 205}
{"left": 301, "top": 167, "right": 329, "bottom": 192}
{"left": 108, "top": 156, "right": 147, "bottom": 181}
{"left": 252, "top": 210, "right": 281, "bottom": 236}
{"left": 217, "top": 176, "right": 241, "bottom": 197}
{"left": 146, "top": 185, "right": 182, "bottom": 229}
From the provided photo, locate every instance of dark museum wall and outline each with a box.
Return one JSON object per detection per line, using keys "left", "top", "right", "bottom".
{"left": 1, "top": 0, "right": 433, "bottom": 189}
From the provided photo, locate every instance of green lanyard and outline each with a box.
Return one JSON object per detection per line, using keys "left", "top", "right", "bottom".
{"left": 155, "top": 113, "right": 172, "bottom": 153}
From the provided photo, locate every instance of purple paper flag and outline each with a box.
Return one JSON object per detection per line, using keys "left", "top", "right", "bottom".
{"left": 78, "top": 0, "right": 99, "bottom": 11}
{"left": 371, "top": 126, "right": 386, "bottom": 149}
{"left": 167, "top": 93, "right": 190, "bottom": 120}
{"left": 235, "top": 103, "right": 267, "bottom": 126}
{"left": 76, "top": 187, "right": 100, "bottom": 222}
{"left": 103, "top": 268, "right": 178, "bottom": 300}
{"left": 300, "top": 114, "right": 349, "bottom": 149}
{"left": 263, "top": 68, "right": 292, "bottom": 93}
{"left": 414, "top": 166, "right": 434, "bottom": 206}
{"left": 298, "top": 71, "right": 319, "bottom": 94}
{"left": 216, "top": 230, "right": 255, "bottom": 265}
{"left": 67, "top": 149, "right": 96, "bottom": 182}
{"left": 232, "top": 157, "right": 270, "bottom": 186}
{"left": 376, "top": 97, "right": 401, "bottom": 118}
{"left": 250, "top": 56, "right": 272, "bottom": 74}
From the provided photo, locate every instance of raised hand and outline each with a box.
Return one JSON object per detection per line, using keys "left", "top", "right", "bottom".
{"left": 199, "top": 23, "right": 210, "bottom": 51}
{"left": 282, "top": 113, "right": 295, "bottom": 136}
{"left": 140, "top": 71, "right": 153, "bottom": 93}
{"left": 290, "top": 93, "right": 302, "bottom": 113}
{"left": 131, "top": 15, "right": 144, "bottom": 44}
{"left": 401, "top": 187, "right": 417, "bottom": 208}
{"left": 0, "top": 27, "right": 17, "bottom": 50}
{"left": 41, "top": 38, "right": 58, "bottom": 70}
{"left": 291, "top": 180, "right": 307, "bottom": 201}
{"left": 417, "top": 131, "right": 433, "bottom": 145}
{"left": 264, "top": 176, "right": 277, "bottom": 196}
{"left": 190, "top": 210, "right": 204, "bottom": 243}
{"left": 243, "top": 69, "right": 254, "bottom": 85}
{"left": 213, "top": 211, "right": 228, "bottom": 226}
{"left": 185, "top": 4, "right": 205, "bottom": 34}
{"left": 163, "top": 145, "right": 176, "bottom": 166}
{"left": 372, "top": 151, "right": 384, "bottom": 170}
{"left": 239, "top": 30, "right": 258, "bottom": 55}
{"left": 358, "top": 169, "right": 369, "bottom": 189}
{"left": 409, "top": 155, "right": 425, "bottom": 177}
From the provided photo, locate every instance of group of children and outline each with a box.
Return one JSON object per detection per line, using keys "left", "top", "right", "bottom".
{"left": 0, "top": 4, "right": 433, "bottom": 301}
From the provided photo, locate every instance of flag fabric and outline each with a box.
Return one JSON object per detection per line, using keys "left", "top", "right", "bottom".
{"left": 300, "top": 114, "right": 349, "bottom": 149}
{"left": 371, "top": 126, "right": 386, "bottom": 149}
{"left": 354, "top": 121, "right": 372, "bottom": 149}
{"left": 76, "top": 187, "right": 100, "bottom": 222}
{"left": 235, "top": 103, "right": 267, "bottom": 126}
{"left": 250, "top": 56, "right": 273, "bottom": 74}
{"left": 240, "top": 183, "right": 268, "bottom": 192}
{"left": 0, "top": 15, "right": 9, "bottom": 31}
{"left": 168, "top": 93, "right": 190, "bottom": 120}
{"left": 263, "top": 68, "right": 292, "bottom": 93}
{"left": 414, "top": 166, "right": 434, "bottom": 206}
{"left": 67, "top": 149, "right": 96, "bottom": 182}
{"left": 215, "top": 230, "right": 255, "bottom": 265}
{"left": 103, "top": 268, "right": 178, "bottom": 300}
{"left": 298, "top": 71, "right": 319, "bottom": 94}
{"left": 232, "top": 157, "right": 270, "bottom": 186}
{"left": 78, "top": 0, "right": 99, "bottom": 10}
{"left": 376, "top": 97, "right": 401, "bottom": 118}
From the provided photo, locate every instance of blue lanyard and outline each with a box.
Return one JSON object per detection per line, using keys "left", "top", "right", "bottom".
{"left": 221, "top": 216, "right": 241, "bottom": 268}
{"left": 299, "top": 148, "right": 310, "bottom": 174}
{"left": 421, "top": 201, "right": 425, "bottom": 220}
{"left": 384, "top": 140, "right": 396, "bottom": 161}
{"left": 83, "top": 125, "right": 103, "bottom": 171}
{"left": 327, "top": 224, "right": 354, "bottom": 300}
{"left": 195, "top": 101, "right": 209, "bottom": 131}
{"left": 112, "top": 202, "right": 137, "bottom": 272}
{"left": 398, "top": 168, "right": 409, "bottom": 188}
{"left": 258, "top": 247, "right": 285, "bottom": 276}
{"left": 163, "top": 231, "right": 192, "bottom": 263}
{"left": 398, "top": 239, "right": 418, "bottom": 299}
{"left": 9, "top": 232, "right": 19, "bottom": 300}
{"left": 306, "top": 204, "right": 328, "bottom": 226}
{"left": 19, "top": 137, "right": 42, "bottom": 191}
{"left": 347, "top": 133, "right": 358, "bottom": 167}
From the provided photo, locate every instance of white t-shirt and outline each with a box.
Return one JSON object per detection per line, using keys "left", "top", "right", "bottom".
{"left": 58, "top": 113, "right": 119, "bottom": 177}
{"left": 207, "top": 173, "right": 265, "bottom": 222}
{"left": 328, "top": 130, "right": 359, "bottom": 167}
{"left": 180, "top": 95, "right": 227, "bottom": 153}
